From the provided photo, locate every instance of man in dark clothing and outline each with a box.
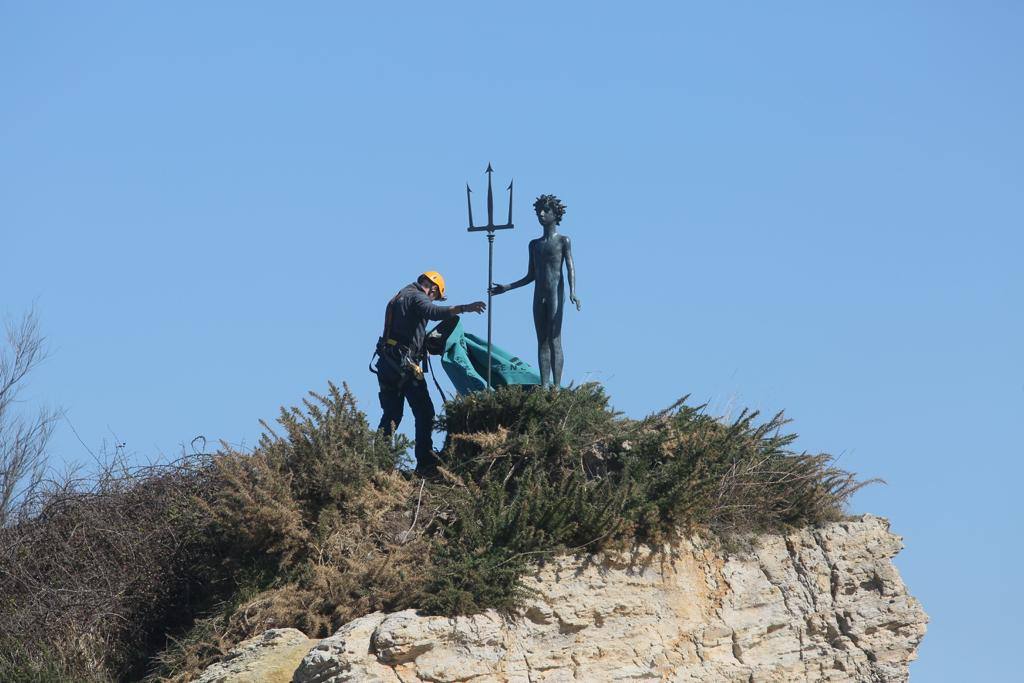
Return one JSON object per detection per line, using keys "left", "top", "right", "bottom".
{"left": 375, "top": 271, "right": 485, "bottom": 476}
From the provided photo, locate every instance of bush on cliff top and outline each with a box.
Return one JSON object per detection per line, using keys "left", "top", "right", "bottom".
{"left": 423, "top": 384, "right": 868, "bottom": 613}
{"left": 0, "top": 381, "right": 869, "bottom": 682}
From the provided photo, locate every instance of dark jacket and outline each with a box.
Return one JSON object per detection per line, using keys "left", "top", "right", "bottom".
{"left": 383, "top": 282, "right": 458, "bottom": 359}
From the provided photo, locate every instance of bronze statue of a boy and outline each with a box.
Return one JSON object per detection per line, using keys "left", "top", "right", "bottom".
{"left": 491, "top": 194, "right": 580, "bottom": 386}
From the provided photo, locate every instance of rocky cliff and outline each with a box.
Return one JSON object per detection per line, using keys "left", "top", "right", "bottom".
{"left": 194, "top": 514, "right": 926, "bottom": 683}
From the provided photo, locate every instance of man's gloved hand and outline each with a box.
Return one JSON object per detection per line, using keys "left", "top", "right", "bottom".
{"left": 489, "top": 283, "right": 509, "bottom": 295}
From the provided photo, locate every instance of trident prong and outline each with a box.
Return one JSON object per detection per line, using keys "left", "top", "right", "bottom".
{"left": 467, "top": 163, "right": 513, "bottom": 232}
{"left": 465, "top": 164, "right": 515, "bottom": 390}
{"left": 486, "top": 163, "right": 494, "bottom": 227}
{"left": 506, "top": 179, "right": 514, "bottom": 226}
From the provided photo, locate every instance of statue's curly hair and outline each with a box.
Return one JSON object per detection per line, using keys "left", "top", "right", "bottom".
{"left": 533, "top": 194, "right": 566, "bottom": 225}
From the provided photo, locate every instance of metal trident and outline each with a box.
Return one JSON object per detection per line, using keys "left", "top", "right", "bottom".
{"left": 466, "top": 163, "right": 514, "bottom": 390}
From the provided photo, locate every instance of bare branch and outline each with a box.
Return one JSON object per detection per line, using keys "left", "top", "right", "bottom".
{"left": 0, "top": 307, "right": 57, "bottom": 526}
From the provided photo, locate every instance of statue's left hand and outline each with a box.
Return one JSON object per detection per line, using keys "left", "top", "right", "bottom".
{"left": 571, "top": 294, "right": 581, "bottom": 311}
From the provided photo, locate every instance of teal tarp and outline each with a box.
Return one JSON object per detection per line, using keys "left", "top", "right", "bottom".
{"left": 433, "top": 318, "right": 540, "bottom": 394}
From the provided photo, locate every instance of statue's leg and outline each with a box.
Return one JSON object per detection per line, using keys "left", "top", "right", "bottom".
{"left": 533, "top": 297, "right": 551, "bottom": 385}
{"left": 550, "top": 289, "right": 565, "bottom": 386}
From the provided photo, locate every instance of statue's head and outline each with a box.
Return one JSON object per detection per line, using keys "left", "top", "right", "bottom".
{"left": 533, "top": 194, "right": 566, "bottom": 226}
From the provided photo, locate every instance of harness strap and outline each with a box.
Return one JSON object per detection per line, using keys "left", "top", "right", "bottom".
{"left": 371, "top": 290, "right": 405, "bottom": 377}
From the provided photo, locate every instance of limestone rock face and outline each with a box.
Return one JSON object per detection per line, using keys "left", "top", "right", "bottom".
{"left": 193, "top": 628, "right": 317, "bottom": 683}
{"left": 196, "top": 515, "right": 927, "bottom": 682}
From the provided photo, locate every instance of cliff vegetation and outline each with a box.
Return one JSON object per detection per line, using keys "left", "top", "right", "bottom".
{"left": 0, "top": 382, "right": 870, "bottom": 682}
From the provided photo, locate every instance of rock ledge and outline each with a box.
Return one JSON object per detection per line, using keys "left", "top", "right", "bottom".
{"left": 196, "top": 515, "right": 927, "bottom": 682}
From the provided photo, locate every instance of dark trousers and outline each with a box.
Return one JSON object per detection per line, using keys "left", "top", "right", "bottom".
{"left": 377, "top": 369, "right": 437, "bottom": 472}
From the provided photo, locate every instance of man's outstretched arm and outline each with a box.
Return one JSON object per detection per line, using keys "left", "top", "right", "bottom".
{"left": 414, "top": 292, "right": 486, "bottom": 320}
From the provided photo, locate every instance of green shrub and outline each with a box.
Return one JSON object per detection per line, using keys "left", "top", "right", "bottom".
{"left": 622, "top": 403, "right": 870, "bottom": 539}
{"left": 439, "top": 383, "right": 622, "bottom": 481}
{"left": 258, "top": 381, "right": 406, "bottom": 516}
{"left": 196, "top": 451, "right": 310, "bottom": 578}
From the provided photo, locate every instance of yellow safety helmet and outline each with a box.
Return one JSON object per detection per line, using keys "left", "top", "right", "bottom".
{"left": 421, "top": 270, "right": 447, "bottom": 300}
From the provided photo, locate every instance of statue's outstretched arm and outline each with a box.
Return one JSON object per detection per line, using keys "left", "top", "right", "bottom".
{"left": 565, "top": 236, "right": 581, "bottom": 310}
{"left": 492, "top": 241, "right": 535, "bottom": 295}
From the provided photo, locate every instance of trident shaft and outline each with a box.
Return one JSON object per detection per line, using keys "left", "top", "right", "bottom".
{"left": 466, "top": 163, "right": 514, "bottom": 390}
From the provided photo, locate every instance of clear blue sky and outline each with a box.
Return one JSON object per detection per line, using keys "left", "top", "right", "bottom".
{"left": 2, "top": 3, "right": 1020, "bottom": 680}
